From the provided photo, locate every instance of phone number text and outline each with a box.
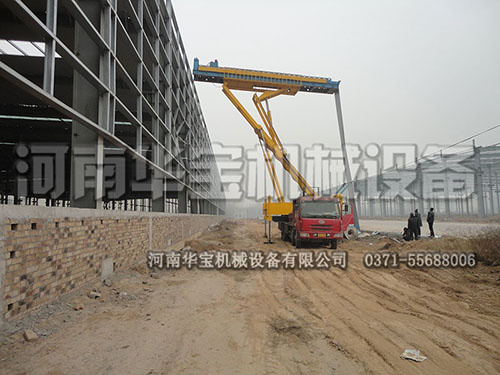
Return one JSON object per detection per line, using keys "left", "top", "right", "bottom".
{"left": 363, "top": 251, "right": 476, "bottom": 269}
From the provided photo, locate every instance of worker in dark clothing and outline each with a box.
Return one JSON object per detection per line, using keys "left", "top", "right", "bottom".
{"left": 402, "top": 226, "right": 412, "bottom": 241}
{"left": 414, "top": 209, "right": 422, "bottom": 239}
{"left": 407, "top": 213, "right": 419, "bottom": 240}
{"left": 427, "top": 208, "right": 435, "bottom": 237}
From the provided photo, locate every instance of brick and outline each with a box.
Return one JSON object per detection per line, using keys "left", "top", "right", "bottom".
{"left": 23, "top": 329, "right": 38, "bottom": 341}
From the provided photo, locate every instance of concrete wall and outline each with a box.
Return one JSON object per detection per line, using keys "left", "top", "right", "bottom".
{"left": 0, "top": 205, "right": 221, "bottom": 323}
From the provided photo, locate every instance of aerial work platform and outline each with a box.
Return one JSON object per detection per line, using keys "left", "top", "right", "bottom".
{"left": 193, "top": 59, "right": 360, "bottom": 231}
{"left": 193, "top": 58, "right": 339, "bottom": 95}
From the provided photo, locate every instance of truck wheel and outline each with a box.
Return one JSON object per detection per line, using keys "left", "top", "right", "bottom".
{"left": 295, "top": 238, "right": 302, "bottom": 249}
{"left": 331, "top": 239, "right": 338, "bottom": 249}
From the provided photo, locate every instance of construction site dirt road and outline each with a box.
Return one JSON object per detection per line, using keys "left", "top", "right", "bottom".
{"left": 1, "top": 219, "right": 499, "bottom": 375}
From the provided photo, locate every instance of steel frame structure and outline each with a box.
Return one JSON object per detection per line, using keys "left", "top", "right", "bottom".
{"left": 0, "top": 0, "right": 224, "bottom": 214}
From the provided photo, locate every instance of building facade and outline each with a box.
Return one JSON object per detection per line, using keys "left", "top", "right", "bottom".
{"left": 0, "top": 0, "right": 224, "bottom": 214}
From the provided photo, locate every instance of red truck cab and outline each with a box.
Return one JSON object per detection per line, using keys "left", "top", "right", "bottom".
{"left": 277, "top": 196, "right": 353, "bottom": 249}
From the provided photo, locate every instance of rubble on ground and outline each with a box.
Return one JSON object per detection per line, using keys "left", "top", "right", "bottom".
{"left": 88, "top": 290, "right": 102, "bottom": 299}
{"left": 22, "top": 329, "right": 38, "bottom": 342}
{"left": 73, "top": 303, "right": 84, "bottom": 311}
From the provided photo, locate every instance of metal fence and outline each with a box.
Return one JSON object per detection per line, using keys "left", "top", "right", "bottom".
{"left": 350, "top": 144, "right": 500, "bottom": 219}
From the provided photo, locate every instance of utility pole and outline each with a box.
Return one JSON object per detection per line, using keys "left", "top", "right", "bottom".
{"left": 488, "top": 164, "right": 495, "bottom": 215}
{"left": 442, "top": 151, "right": 451, "bottom": 218}
{"left": 334, "top": 90, "right": 360, "bottom": 230}
{"left": 416, "top": 160, "right": 425, "bottom": 214}
{"left": 473, "top": 140, "right": 486, "bottom": 218}
{"left": 496, "top": 171, "right": 499, "bottom": 215}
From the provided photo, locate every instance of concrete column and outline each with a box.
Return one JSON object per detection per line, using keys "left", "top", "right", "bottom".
{"left": 151, "top": 6, "right": 163, "bottom": 212}
{"left": 70, "top": 2, "right": 102, "bottom": 209}
{"left": 95, "top": 135, "right": 103, "bottom": 208}
{"left": 43, "top": 0, "right": 58, "bottom": 94}
{"left": 150, "top": 5, "right": 164, "bottom": 215}
{"left": 190, "top": 198, "right": 198, "bottom": 214}
{"left": 178, "top": 188, "right": 188, "bottom": 213}
{"left": 136, "top": 0, "right": 144, "bottom": 155}
{"left": 152, "top": 170, "right": 166, "bottom": 212}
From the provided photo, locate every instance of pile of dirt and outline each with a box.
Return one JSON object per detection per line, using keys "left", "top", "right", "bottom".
{"left": 184, "top": 219, "right": 238, "bottom": 250}
{"left": 464, "top": 230, "right": 500, "bottom": 265}
{"left": 376, "top": 229, "right": 500, "bottom": 266}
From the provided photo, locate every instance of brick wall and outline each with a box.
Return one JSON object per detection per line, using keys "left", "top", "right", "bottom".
{"left": 0, "top": 206, "right": 221, "bottom": 322}
{"left": 151, "top": 216, "right": 219, "bottom": 250}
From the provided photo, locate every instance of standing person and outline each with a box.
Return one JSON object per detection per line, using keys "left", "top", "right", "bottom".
{"left": 414, "top": 209, "right": 422, "bottom": 239}
{"left": 427, "top": 208, "right": 435, "bottom": 237}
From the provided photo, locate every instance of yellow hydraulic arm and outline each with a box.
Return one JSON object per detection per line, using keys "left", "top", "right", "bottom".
{"left": 222, "top": 85, "right": 316, "bottom": 197}
{"left": 222, "top": 84, "right": 318, "bottom": 220}
{"left": 193, "top": 59, "right": 342, "bottom": 221}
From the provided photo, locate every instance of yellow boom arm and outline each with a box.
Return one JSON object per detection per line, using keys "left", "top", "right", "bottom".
{"left": 193, "top": 59, "right": 342, "bottom": 221}
{"left": 222, "top": 84, "right": 316, "bottom": 199}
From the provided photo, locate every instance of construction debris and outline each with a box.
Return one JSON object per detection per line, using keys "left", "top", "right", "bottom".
{"left": 208, "top": 223, "right": 219, "bottom": 231}
{"left": 23, "top": 329, "right": 38, "bottom": 342}
{"left": 117, "top": 291, "right": 136, "bottom": 301}
{"left": 400, "top": 349, "right": 427, "bottom": 362}
{"left": 73, "top": 303, "right": 84, "bottom": 311}
{"left": 88, "top": 290, "right": 102, "bottom": 299}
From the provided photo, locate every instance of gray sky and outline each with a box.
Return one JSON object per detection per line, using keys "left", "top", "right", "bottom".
{"left": 174, "top": 0, "right": 500, "bottom": 151}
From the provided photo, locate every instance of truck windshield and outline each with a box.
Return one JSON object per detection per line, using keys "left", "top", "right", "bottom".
{"left": 300, "top": 201, "right": 339, "bottom": 219}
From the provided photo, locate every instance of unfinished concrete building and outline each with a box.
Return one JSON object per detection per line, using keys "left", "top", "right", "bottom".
{"left": 0, "top": 0, "right": 225, "bottom": 215}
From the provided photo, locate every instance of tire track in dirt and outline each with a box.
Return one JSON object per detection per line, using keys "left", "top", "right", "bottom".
{"left": 245, "top": 219, "right": 500, "bottom": 374}
{"left": 283, "top": 248, "right": 496, "bottom": 374}
{"left": 289, "top": 269, "right": 398, "bottom": 373}
{"left": 245, "top": 254, "right": 368, "bottom": 374}
{"left": 351, "top": 267, "right": 499, "bottom": 347}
